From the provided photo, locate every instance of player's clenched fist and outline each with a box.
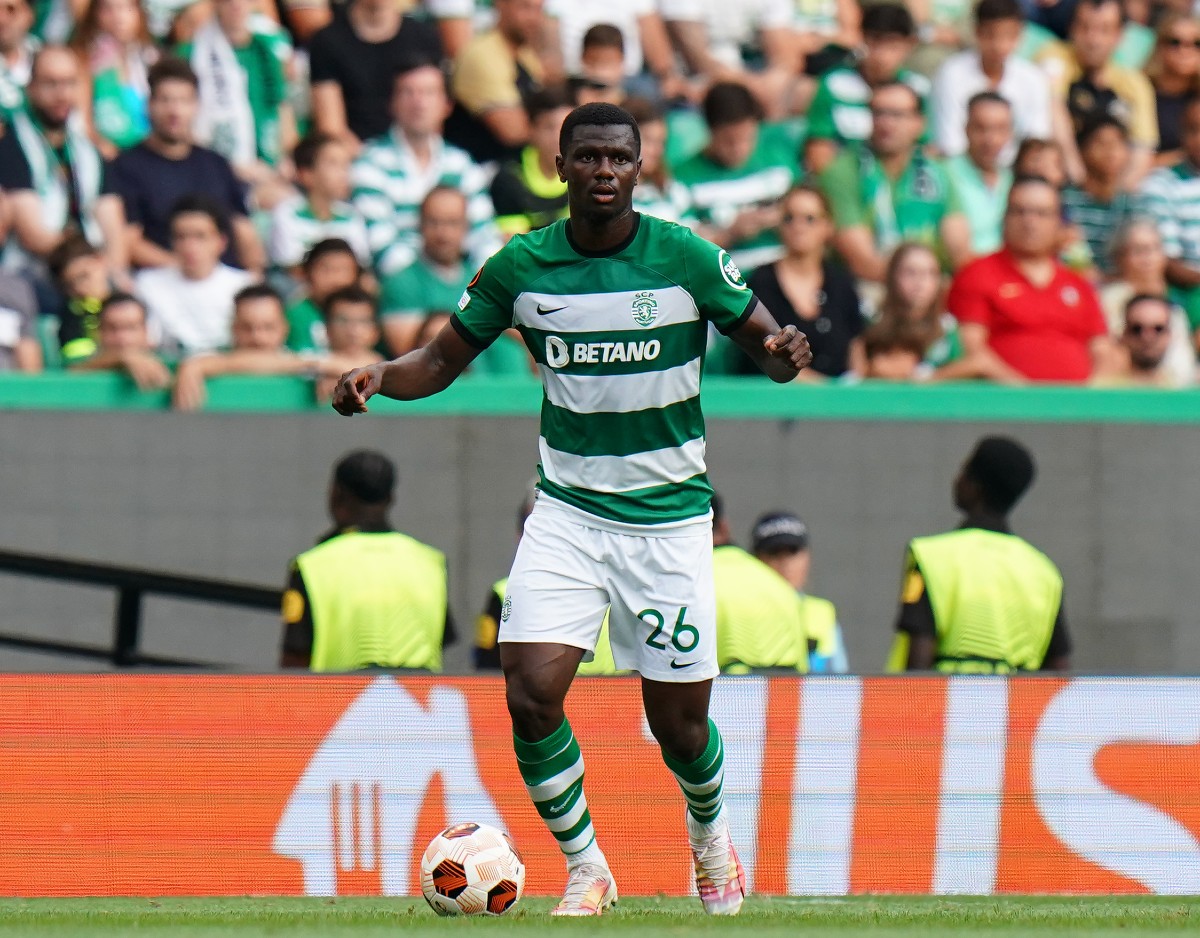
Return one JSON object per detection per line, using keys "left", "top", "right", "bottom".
{"left": 332, "top": 364, "right": 385, "bottom": 415}
{"left": 763, "top": 325, "right": 813, "bottom": 374}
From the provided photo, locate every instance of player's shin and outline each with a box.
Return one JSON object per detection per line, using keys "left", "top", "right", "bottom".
{"left": 661, "top": 718, "right": 725, "bottom": 825}
{"left": 513, "top": 718, "right": 607, "bottom": 869}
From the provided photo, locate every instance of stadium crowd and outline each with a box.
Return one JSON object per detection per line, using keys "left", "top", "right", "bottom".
{"left": 0, "top": 0, "right": 1197, "bottom": 391}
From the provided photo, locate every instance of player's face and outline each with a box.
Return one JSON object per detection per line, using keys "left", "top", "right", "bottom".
{"left": 556, "top": 124, "right": 641, "bottom": 220}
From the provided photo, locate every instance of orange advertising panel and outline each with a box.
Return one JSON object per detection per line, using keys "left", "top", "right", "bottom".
{"left": 0, "top": 675, "right": 1197, "bottom": 897}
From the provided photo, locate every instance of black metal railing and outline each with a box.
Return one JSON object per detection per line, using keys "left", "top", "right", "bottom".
{"left": 0, "top": 549, "right": 281, "bottom": 667}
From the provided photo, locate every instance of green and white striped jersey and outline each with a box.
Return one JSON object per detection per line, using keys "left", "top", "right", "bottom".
{"left": 452, "top": 213, "right": 755, "bottom": 528}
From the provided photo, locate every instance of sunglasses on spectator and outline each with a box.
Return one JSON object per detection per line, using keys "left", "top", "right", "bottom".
{"left": 1126, "top": 322, "right": 1168, "bottom": 335}
{"left": 782, "top": 212, "right": 824, "bottom": 224}
{"left": 1166, "top": 36, "right": 1200, "bottom": 49}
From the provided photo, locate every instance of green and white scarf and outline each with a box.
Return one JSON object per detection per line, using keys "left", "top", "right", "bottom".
{"left": 9, "top": 105, "right": 102, "bottom": 247}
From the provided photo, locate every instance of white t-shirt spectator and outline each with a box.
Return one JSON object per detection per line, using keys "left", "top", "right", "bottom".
{"left": 0, "top": 272, "right": 36, "bottom": 370}
{"left": 135, "top": 264, "right": 255, "bottom": 356}
{"left": 932, "top": 50, "right": 1053, "bottom": 158}
{"left": 545, "top": 0, "right": 654, "bottom": 76}
{"left": 659, "top": 0, "right": 793, "bottom": 71}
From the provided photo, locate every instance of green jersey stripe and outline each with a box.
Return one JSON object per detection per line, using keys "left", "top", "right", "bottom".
{"left": 517, "top": 321, "right": 705, "bottom": 377}
{"left": 514, "top": 285, "right": 699, "bottom": 334}
{"left": 538, "top": 473, "right": 713, "bottom": 526}
{"left": 540, "top": 436, "right": 707, "bottom": 493}
{"left": 520, "top": 257, "right": 681, "bottom": 296}
{"left": 539, "top": 358, "right": 702, "bottom": 414}
{"left": 541, "top": 396, "right": 704, "bottom": 458}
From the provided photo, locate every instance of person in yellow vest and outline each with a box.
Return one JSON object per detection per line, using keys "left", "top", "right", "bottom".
{"left": 711, "top": 495, "right": 810, "bottom": 674}
{"left": 750, "top": 512, "right": 848, "bottom": 673}
{"left": 887, "top": 436, "right": 1072, "bottom": 674}
{"left": 280, "top": 449, "right": 455, "bottom": 672}
{"left": 476, "top": 485, "right": 625, "bottom": 674}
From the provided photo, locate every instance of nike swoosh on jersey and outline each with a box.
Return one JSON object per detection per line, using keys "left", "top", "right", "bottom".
{"left": 670, "top": 659, "right": 697, "bottom": 670}
{"left": 537, "top": 304, "right": 568, "bottom": 315}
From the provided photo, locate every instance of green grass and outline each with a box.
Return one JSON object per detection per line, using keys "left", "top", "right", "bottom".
{"left": 0, "top": 897, "right": 1196, "bottom": 937}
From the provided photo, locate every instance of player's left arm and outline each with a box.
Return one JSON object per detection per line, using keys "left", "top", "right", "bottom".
{"left": 728, "top": 299, "right": 813, "bottom": 383}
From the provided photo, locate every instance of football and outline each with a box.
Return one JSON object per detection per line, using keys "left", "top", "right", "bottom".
{"left": 419, "top": 822, "right": 526, "bottom": 916}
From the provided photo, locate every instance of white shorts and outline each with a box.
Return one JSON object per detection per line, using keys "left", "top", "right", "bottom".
{"left": 499, "top": 498, "right": 718, "bottom": 683}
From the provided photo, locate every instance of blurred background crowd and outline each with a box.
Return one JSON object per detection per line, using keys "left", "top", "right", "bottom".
{"left": 0, "top": 0, "right": 1198, "bottom": 399}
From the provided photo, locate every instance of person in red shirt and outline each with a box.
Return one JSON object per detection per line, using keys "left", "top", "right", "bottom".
{"left": 947, "top": 176, "right": 1114, "bottom": 382}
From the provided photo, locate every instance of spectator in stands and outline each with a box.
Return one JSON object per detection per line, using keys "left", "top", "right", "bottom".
{"left": 449, "top": 0, "right": 545, "bottom": 163}
{"left": 1012, "top": 137, "right": 1068, "bottom": 189}
{"left": 474, "top": 483, "right": 536, "bottom": 672}
{"left": 351, "top": 61, "right": 496, "bottom": 278}
{"left": 751, "top": 511, "right": 847, "bottom": 673}
{"left": 803, "top": 3, "right": 927, "bottom": 174}
{"left": 49, "top": 235, "right": 111, "bottom": 364}
{"left": 313, "top": 283, "right": 383, "bottom": 401}
{"left": 732, "top": 184, "right": 863, "bottom": 379}
{"left": 1140, "top": 99, "right": 1200, "bottom": 311}
{"left": 858, "top": 242, "right": 955, "bottom": 370}
{"left": 1061, "top": 116, "right": 1144, "bottom": 276}
{"left": 285, "top": 237, "right": 361, "bottom": 353}
{"left": 568, "top": 24, "right": 628, "bottom": 106}
{"left": 0, "top": 0, "right": 36, "bottom": 121}
{"left": 281, "top": 449, "right": 455, "bottom": 672}
{"left": 111, "top": 57, "right": 264, "bottom": 273}
{"left": 674, "top": 81, "right": 798, "bottom": 271}
{"left": 177, "top": 0, "right": 296, "bottom": 200}
{"left": 67, "top": 292, "right": 171, "bottom": 389}
{"left": 70, "top": 0, "right": 158, "bottom": 154}
{"left": 945, "top": 92, "right": 1014, "bottom": 255}
{"left": 489, "top": 86, "right": 571, "bottom": 237}
{"left": 0, "top": 47, "right": 128, "bottom": 285}
{"left": 1090, "top": 293, "right": 1188, "bottom": 387}
{"left": 1147, "top": 14, "right": 1200, "bottom": 169}
{"left": 794, "top": 0, "right": 861, "bottom": 81}
{"left": 905, "top": 0, "right": 972, "bottom": 78}
{"left": 856, "top": 321, "right": 927, "bottom": 380}
{"left": 887, "top": 436, "right": 1071, "bottom": 673}
{"left": 711, "top": 493, "right": 810, "bottom": 674}
{"left": 624, "top": 96, "right": 693, "bottom": 225}
{"left": 0, "top": 267, "right": 39, "bottom": 371}
{"left": 821, "top": 82, "right": 971, "bottom": 283}
{"left": 268, "top": 133, "right": 369, "bottom": 274}
{"left": 135, "top": 195, "right": 255, "bottom": 357}
{"left": 1037, "top": 0, "right": 1158, "bottom": 185}
{"left": 307, "top": 0, "right": 441, "bottom": 151}
{"left": 1100, "top": 220, "right": 1198, "bottom": 381}
{"left": 542, "top": 3, "right": 681, "bottom": 102}
{"left": 947, "top": 175, "right": 1112, "bottom": 382}
{"left": 932, "top": 0, "right": 1051, "bottom": 159}
{"left": 660, "top": 0, "right": 798, "bottom": 117}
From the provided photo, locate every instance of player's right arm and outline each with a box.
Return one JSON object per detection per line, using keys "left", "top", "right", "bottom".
{"left": 333, "top": 246, "right": 517, "bottom": 415}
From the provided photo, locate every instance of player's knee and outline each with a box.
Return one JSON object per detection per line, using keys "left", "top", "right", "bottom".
{"left": 504, "top": 681, "right": 564, "bottom": 742}
{"left": 646, "top": 711, "right": 708, "bottom": 764}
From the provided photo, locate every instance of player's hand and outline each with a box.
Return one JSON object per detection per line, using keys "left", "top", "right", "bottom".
{"left": 332, "top": 364, "right": 384, "bottom": 415}
{"left": 763, "top": 325, "right": 812, "bottom": 374}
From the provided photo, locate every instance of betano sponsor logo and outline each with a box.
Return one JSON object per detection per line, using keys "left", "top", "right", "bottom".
{"left": 545, "top": 336, "right": 661, "bottom": 369}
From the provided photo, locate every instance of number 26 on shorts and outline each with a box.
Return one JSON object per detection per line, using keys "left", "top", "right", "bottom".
{"left": 639, "top": 607, "right": 700, "bottom": 653}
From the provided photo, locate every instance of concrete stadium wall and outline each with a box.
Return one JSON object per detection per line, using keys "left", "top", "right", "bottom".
{"left": 2, "top": 410, "right": 1198, "bottom": 674}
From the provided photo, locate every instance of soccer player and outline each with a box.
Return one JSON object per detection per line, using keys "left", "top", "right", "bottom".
{"left": 332, "top": 102, "right": 812, "bottom": 917}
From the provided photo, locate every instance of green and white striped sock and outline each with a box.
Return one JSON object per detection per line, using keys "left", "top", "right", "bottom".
{"left": 513, "top": 719, "right": 602, "bottom": 864}
{"left": 662, "top": 719, "right": 725, "bottom": 824}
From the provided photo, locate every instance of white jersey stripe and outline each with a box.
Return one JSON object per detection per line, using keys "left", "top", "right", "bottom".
{"left": 515, "top": 286, "right": 699, "bottom": 334}
{"left": 539, "top": 358, "right": 702, "bottom": 414}
{"left": 540, "top": 436, "right": 707, "bottom": 493}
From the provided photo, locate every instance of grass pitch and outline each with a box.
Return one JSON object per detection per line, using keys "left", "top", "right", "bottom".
{"left": 0, "top": 897, "right": 1196, "bottom": 937}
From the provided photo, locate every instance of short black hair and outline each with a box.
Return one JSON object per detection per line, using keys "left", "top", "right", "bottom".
{"left": 582, "top": 22, "right": 625, "bottom": 53}
{"left": 48, "top": 234, "right": 99, "bottom": 284}
{"left": 323, "top": 283, "right": 377, "bottom": 319}
{"left": 702, "top": 81, "right": 763, "bottom": 129}
{"left": 99, "top": 292, "right": 147, "bottom": 323}
{"left": 967, "top": 90, "right": 1012, "bottom": 116}
{"left": 974, "top": 0, "right": 1024, "bottom": 26}
{"left": 558, "top": 101, "right": 641, "bottom": 155}
{"left": 1008, "top": 173, "right": 1060, "bottom": 199}
{"left": 963, "top": 436, "right": 1036, "bottom": 513}
{"left": 234, "top": 283, "right": 285, "bottom": 314}
{"left": 1071, "top": 0, "right": 1122, "bottom": 26}
{"left": 148, "top": 55, "right": 198, "bottom": 96}
{"left": 168, "top": 194, "right": 229, "bottom": 235}
{"left": 1076, "top": 113, "right": 1129, "bottom": 148}
{"left": 393, "top": 58, "right": 450, "bottom": 95}
{"left": 292, "top": 132, "right": 341, "bottom": 172}
{"left": 333, "top": 450, "right": 396, "bottom": 505}
{"left": 525, "top": 84, "right": 575, "bottom": 123}
{"left": 862, "top": 2, "right": 916, "bottom": 38}
{"left": 302, "top": 238, "right": 361, "bottom": 275}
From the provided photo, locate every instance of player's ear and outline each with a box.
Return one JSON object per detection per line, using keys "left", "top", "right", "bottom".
{"left": 635, "top": 157, "right": 642, "bottom": 186}
{"left": 555, "top": 153, "right": 566, "bottom": 182}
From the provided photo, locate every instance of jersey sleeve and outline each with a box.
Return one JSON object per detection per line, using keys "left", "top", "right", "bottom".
{"left": 450, "top": 242, "right": 518, "bottom": 348}
{"left": 805, "top": 76, "right": 838, "bottom": 142}
{"left": 680, "top": 228, "right": 756, "bottom": 335}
